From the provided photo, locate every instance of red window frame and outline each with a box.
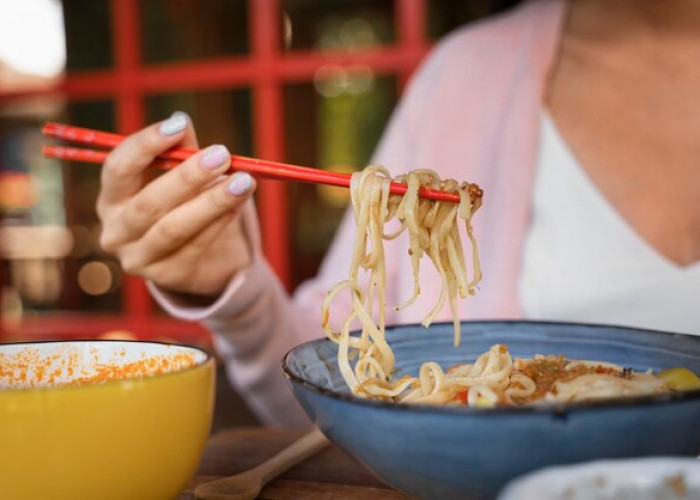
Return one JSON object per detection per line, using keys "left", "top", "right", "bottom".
{"left": 0, "top": 0, "right": 430, "bottom": 339}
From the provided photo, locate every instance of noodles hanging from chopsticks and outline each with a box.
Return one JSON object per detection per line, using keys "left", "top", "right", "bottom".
{"left": 321, "top": 166, "right": 483, "bottom": 401}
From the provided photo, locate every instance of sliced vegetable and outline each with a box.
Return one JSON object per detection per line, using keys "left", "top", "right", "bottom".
{"left": 657, "top": 367, "right": 700, "bottom": 391}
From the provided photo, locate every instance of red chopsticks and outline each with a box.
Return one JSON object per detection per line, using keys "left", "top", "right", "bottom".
{"left": 42, "top": 122, "right": 480, "bottom": 203}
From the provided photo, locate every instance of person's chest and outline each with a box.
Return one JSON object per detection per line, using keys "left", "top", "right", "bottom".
{"left": 546, "top": 37, "right": 700, "bottom": 267}
{"left": 519, "top": 112, "right": 700, "bottom": 335}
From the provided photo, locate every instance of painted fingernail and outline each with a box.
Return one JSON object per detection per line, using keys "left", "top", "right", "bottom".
{"left": 171, "top": 110, "right": 190, "bottom": 121}
{"left": 159, "top": 111, "right": 188, "bottom": 136}
{"left": 200, "top": 144, "right": 229, "bottom": 170}
{"left": 228, "top": 172, "right": 253, "bottom": 195}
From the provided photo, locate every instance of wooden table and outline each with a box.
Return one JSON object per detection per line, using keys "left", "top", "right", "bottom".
{"left": 179, "top": 428, "right": 411, "bottom": 499}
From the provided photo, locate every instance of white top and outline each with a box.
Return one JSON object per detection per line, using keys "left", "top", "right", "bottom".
{"left": 519, "top": 113, "right": 700, "bottom": 335}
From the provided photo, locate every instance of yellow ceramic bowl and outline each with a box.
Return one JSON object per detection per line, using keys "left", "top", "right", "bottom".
{"left": 0, "top": 340, "right": 215, "bottom": 500}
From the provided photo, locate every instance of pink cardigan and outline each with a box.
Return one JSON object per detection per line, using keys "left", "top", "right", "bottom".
{"left": 150, "top": 0, "right": 567, "bottom": 427}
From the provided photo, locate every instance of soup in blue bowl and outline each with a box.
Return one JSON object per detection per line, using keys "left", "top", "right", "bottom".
{"left": 283, "top": 321, "right": 700, "bottom": 500}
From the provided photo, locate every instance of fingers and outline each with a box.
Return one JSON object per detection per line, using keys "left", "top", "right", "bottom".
{"left": 118, "top": 172, "right": 257, "bottom": 273}
{"left": 98, "top": 111, "right": 192, "bottom": 207}
{"left": 96, "top": 112, "right": 257, "bottom": 296}
{"left": 134, "top": 215, "right": 246, "bottom": 295}
{"left": 108, "top": 143, "right": 233, "bottom": 245}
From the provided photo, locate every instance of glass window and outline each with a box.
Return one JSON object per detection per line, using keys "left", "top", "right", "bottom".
{"left": 62, "top": 100, "right": 121, "bottom": 313}
{"left": 0, "top": 99, "right": 120, "bottom": 323}
{"left": 283, "top": 0, "right": 394, "bottom": 52}
{"left": 146, "top": 89, "right": 252, "bottom": 155}
{"left": 1, "top": 101, "right": 65, "bottom": 320}
{"left": 63, "top": 0, "right": 112, "bottom": 70}
{"left": 141, "top": 0, "right": 249, "bottom": 64}
{"left": 284, "top": 74, "right": 396, "bottom": 287}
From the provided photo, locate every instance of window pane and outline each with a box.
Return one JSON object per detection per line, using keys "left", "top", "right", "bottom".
{"left": 1, "top": 99, "right": 66, "bottom": 321}
{"left": 427, "top": 0, "right": 518, "bottom": 40}
{"left": 141, "top": 0, "right": 248, "bottom": 64}
{"left": 285, "top": 75, "right": 396, "bottom": 287}
{"left": 283, "top": 0, "right": 394, "bottom": 51}
{"left": 0, "top": 99, "right": 121, "bottom": 324}
{"left": 63, "top": 0, "right": 113, "bottom": 70}
{"left": 62, "top": 100, "right": 121, "bottom": 313}
{"left": 145, "top": 89, "right": 252, "bottom": 155}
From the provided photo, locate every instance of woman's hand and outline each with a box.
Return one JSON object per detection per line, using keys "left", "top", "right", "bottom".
{"left": 97, "top": 112, "right": 257, "bottom": 298}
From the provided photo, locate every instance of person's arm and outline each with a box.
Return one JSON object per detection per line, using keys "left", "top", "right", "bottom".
{"left": 93, "top": 110, "right": 347, "bottom": 426}
{"left": 94, "top": 112, "right": 315, "bottom": 426}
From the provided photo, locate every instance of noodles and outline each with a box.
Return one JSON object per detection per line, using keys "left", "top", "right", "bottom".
{"left": 321, "top": 166, "right": 482, "bottom": 400}
{"left": 320, "top": 165, "right": 672, "bottom": 407}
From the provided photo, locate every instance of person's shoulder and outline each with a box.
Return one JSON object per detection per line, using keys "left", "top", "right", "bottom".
{"left": 387, "top": 0, "right": 565, "bottom": 150}
{"left": 427, "top": 0, "right": 559, "bottom": 70}
{"left": 403, "top": 0, "right": 564, "bottom": 101}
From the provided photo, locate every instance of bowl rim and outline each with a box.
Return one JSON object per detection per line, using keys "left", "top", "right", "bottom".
{"left": 0, "top": 339, "right": 213, "bottom": 393}
{"left": 282, "top": 319, "right": 700, "bottom": 416}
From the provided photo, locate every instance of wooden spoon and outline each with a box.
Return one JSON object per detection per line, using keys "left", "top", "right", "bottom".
{"left": 194, "top": 427, "right": 330, "bottom": 500}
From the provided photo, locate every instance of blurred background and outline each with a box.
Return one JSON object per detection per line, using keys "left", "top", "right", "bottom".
{"left": 0, "top": 0, "right": 515, "bottom": 425}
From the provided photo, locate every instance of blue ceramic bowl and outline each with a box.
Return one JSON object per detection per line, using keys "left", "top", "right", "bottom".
{"left": 283, "top": 321, "right": 700, "bottom": 500}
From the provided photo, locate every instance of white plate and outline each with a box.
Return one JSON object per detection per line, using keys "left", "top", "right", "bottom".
{"left": 498, "top": 457, "right": 700, "bottom": 500}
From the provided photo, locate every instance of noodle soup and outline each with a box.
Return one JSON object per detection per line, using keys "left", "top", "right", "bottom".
{"left": 284, "top": 321, "right": 700, "bottom": 500}
{"left": 323, "top": 167, "right": 484, "bottom": 402}
{"left": 399, "top": 344, "right": 674, "bottom": 407}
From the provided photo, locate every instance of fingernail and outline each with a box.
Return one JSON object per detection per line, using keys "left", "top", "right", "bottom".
{"left": 159, "top": 111, "right": 188, "bottom": 136}
{"left": 171, "top": 110, "right": 190, "bottom": 121}
{"left": 200, "top": 144, "right": 229, "bottom": 170}
{"left": 228, "top": 172, "right": 253, "bottom": 195}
